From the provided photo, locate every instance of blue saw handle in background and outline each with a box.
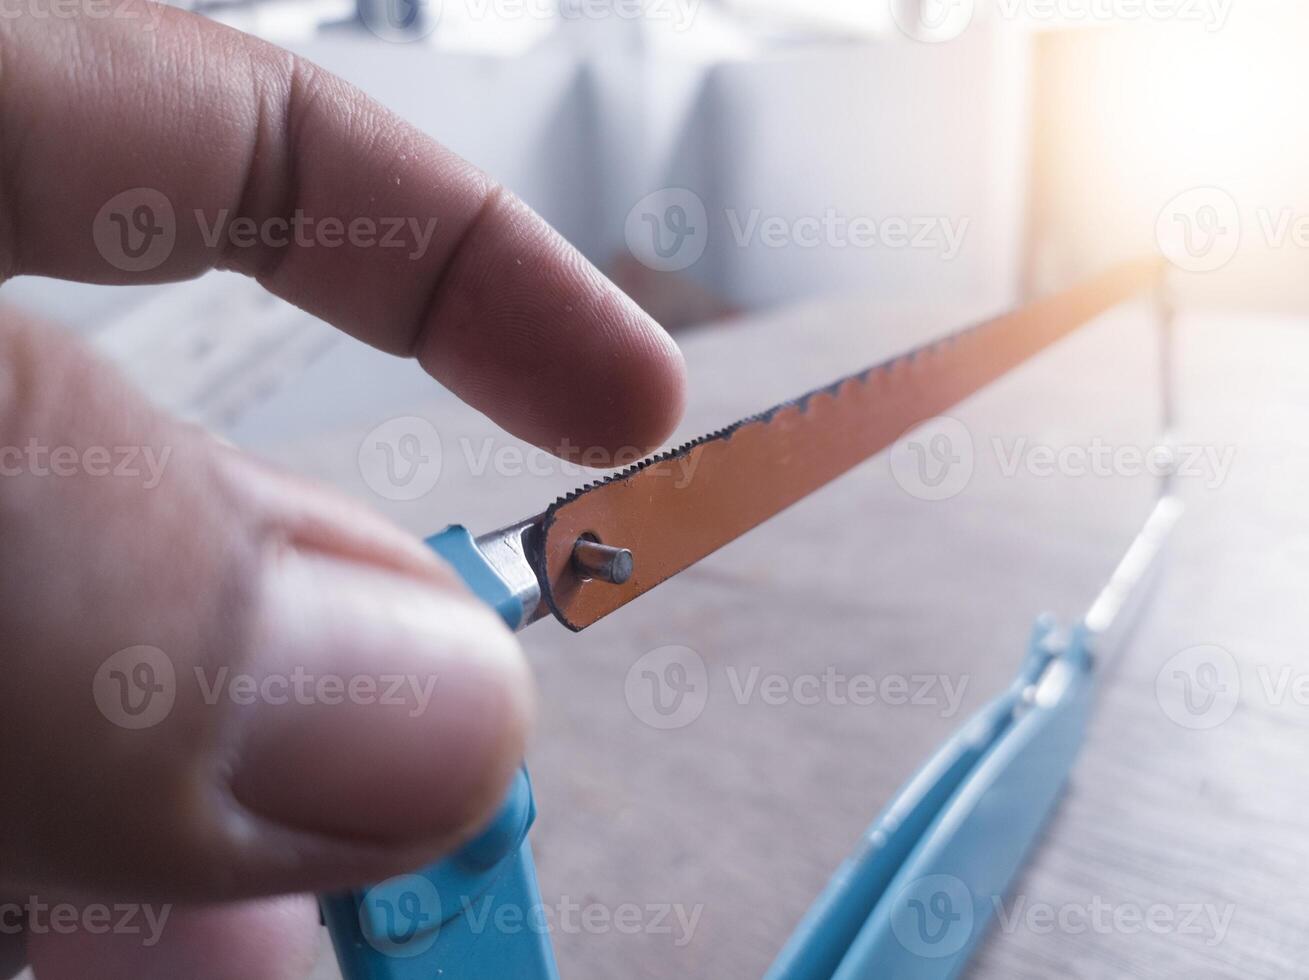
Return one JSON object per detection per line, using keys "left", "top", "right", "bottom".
{"left": 321, "top": 526, "right": 560, "bottom": 980}
{"left": 766, "top": 618, "right": 1095, "bottom": 980}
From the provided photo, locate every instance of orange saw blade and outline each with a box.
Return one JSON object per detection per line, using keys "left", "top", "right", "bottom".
{"left": 535, "top": 259, "right": 1163, "bottom": 631}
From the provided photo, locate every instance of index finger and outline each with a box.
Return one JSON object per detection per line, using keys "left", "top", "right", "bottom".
{"left": 0, "top": 6, "right": 686, "bottom": 457}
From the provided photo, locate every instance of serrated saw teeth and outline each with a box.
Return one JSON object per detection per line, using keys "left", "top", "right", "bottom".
{"left": 536, "top": 259, "right": 1164, "bottom": 631}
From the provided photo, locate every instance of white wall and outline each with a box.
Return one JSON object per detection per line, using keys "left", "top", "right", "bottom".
{"left": 670, "top": 29, "right": 1029, "bottom": 311}
{"left": 295, "top": 17, "right": 1031, "bottom": 315}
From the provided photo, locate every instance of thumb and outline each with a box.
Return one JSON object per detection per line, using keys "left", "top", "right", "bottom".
{"left": 0, "top": 310, "right": 534, "bottom": 901}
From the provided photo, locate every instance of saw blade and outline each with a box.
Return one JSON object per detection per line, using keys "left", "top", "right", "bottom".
{"left": 534, "top": 259, "right": 1163, "bottom": 631}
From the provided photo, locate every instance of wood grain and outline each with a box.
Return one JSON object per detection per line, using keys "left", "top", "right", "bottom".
{"left": 280, "top": 298, "right": 1309, "bottom": 979}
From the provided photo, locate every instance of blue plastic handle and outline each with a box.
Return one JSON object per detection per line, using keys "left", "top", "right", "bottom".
{"left": 321, "top": 526, "right": 559, "bottom": 980}
{"left": 767, "top": 618, "right": 1094, "bottom": 980}
{"left": 427, "top": 525, "right": 530, "bottom": 631}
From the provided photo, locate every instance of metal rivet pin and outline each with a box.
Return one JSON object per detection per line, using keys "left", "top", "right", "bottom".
{"left": 572, "top": 537, "right": 634, "bottom": 585}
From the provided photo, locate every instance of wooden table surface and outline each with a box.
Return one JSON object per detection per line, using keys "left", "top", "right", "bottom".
{"left": 155, "top": 287, "right": 1309, "bottom": 979}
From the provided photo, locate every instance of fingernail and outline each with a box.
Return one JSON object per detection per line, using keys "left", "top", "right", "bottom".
{"left": 227, "top": 548, "right": 534, "bottom": 844}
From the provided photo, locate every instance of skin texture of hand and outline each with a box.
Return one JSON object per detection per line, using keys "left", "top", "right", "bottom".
{"left": 0, "top": 6, "right": 686, "bottom": 978}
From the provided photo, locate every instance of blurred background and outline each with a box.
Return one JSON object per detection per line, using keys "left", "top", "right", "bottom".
{"left": 10, "top": 0, "right": 1305, "bottom": 426}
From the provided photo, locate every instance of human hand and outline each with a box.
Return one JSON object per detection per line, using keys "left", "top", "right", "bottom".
{"left": 0, "top": 6, "right": 685, "bottom": 977}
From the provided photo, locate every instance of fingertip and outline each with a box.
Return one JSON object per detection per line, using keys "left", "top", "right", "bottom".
{"left": 545, "top": 289, "right": 688, "bottom": 461}
{"left": 417, "top": 191, "right": 688, "bottom": 463}
{"left": 603, "top": 297, "right": 689, "bottom": 456}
